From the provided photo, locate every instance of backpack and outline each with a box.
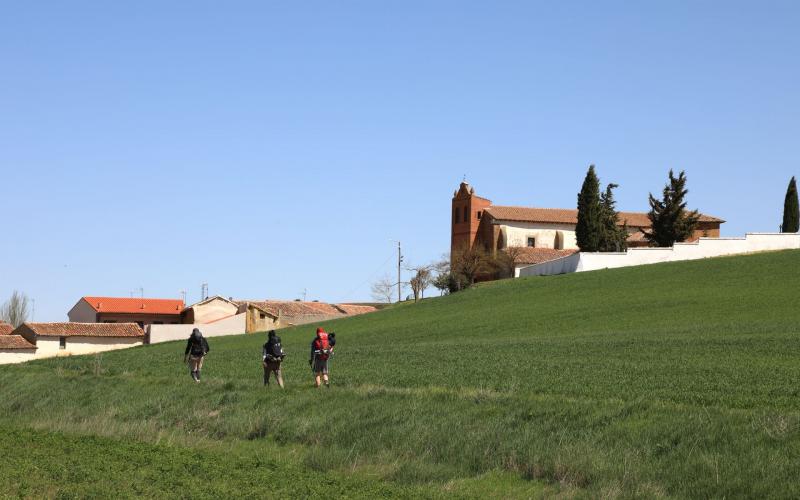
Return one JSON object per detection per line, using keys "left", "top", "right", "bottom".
{"left": 315, "top": 332, "right": 330, "bottom": 360}
{"left": 190, "top": 337, "right": 207, "bottom": 356}
{"left": 269, "top": 337, "right": 284, "bottom": 360}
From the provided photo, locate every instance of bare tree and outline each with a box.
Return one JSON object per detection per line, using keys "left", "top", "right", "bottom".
{"left": 451, "top": 245, "right": 495, "bottom": 286}
{"left": 408, "top": 265, "right": 433, "bottom": 303}
{"left": 0, "top": 290, "right": 31, "bottom": 327}
{"left": 370, "top": 276, "right": 395, "bottom": 303}
{"left": 494, "top": 246, "right": 526, "bottom": 279}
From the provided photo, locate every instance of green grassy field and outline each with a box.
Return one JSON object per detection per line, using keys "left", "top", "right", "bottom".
{"left": 2, "top": 250, "right": 800, "bottom": 498}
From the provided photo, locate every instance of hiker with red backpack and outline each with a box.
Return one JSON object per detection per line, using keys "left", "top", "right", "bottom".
{"left": 309, "top": 327, "right": 334, "bottom": 388}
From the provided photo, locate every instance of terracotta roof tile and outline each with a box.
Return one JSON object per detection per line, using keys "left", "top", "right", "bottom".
{"left": 0, "top": 322, "right": 13, "bottom": 335}
{"left": 20, "top": 322, "right": 144, "bottom": 338}
{"left": 510, "top": 248, "right": 579, "bottom": 265}
{"left": 335, "top": 304, "right": 378, "bottom": 315}
{"left": 0, "top": 335, "right": 36, "bottom": 349}
{"left": 485, "top": 206, "right": 723, "bottom": 227}
{"left": 81, "top": 297, "right": 184, "bottom": 315}
{"left": 236, "top": 300, "right": 376, "bottom": 318}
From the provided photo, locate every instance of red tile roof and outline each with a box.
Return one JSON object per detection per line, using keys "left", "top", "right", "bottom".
{"left": 484, "top": 206, "right": 723, "bottom": 227}
{"left": 0, "top": 335, "right": 36, "bottom": 349}
{"left": 0, "top": 322, "right": 13, "bottom": 335}
{"left": 81, "top": 297, "right": 184, "bottom": 315}
{"left": 335, "top": 304, "right": 378, "bottom": 315}
{"left": 20, "top": 322, "right": 144, "bottom": 338}
{"left": 236, "top": 301, "right": 377, "bottom": 318}
{"left": 510, "top": 248, "right": 579, "bottom": 265}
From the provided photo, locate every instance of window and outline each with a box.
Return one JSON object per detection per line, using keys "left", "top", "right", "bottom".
{"left": 477, "top": 211, "right": 482, "bottom": 220}
{"left": 454, "top": 207, "right": 460, "bottom": 224}
{"left": 59, "top": 337, "right": 66, "bottom": 350}
{"left": 463, "top": 206, "right": 468, "bottom": 222}
{"left": 527, "top": 237, "right": 536, "bottom": 247}
{"left": 259, "top": 312, "right": 266, "bottom": 319}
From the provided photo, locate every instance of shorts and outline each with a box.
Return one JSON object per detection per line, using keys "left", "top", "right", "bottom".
{"left": 312, "top": 357, "right": 329, "bottom": 374}
{"left": 263, "top": 360, "right": 282, "bottom": 372}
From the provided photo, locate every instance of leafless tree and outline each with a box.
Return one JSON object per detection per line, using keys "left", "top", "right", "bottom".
{"left": 0, "top": 290, "right": 31, "bottom": 327}
{"left": 494, "top": 246, "right": 526, "bottom": 279}
{"left": 408, "top": 265, "right": 433, "bottom": 302}
{"left": 370, "top": 275, "right": 395, "bottom": 303}
{"left": 451, "top": 245, "right": 495, "bottom": 286}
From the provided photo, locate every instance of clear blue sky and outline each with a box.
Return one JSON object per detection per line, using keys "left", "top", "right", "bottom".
{"left": 1, "top": 1, "right": 798, "bottom": 321}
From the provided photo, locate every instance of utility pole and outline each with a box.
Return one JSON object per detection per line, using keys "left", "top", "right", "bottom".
{"left": 397, "top": 241, "right": 403, "bottom": 302}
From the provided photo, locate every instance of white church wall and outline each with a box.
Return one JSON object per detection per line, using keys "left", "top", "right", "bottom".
{"left": 500, "top": 222, "right": 578, "bottom": 249}
{"left": 518, "top": 233, "right": 800, "bottom": 277}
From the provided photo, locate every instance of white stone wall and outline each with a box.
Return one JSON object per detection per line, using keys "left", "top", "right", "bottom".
{"left": 0, "top": 349, "right": 37, "bottom": 364}
{"left": 499, "top": 222, "right": 578, "bottom": 250}
{"left": 518, "top": 233, "right": 800, "bottom": 277}
{"left": 147, "top": 313, "right": 246, "bottom": 344}
{"left": 34, "top": 336, "right": 143, "bottom": 359}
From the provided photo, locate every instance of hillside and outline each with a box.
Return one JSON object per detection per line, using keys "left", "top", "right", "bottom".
{"left": 2, "top": 250, "right": 800, "bottom": 498}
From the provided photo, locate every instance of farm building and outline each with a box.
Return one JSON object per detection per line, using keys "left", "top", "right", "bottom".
{"left": 68, "top": 296, "right": 184, "bottom": 328}
{"left": 0, "top": 334, "right": 37, "bottom": 364}
{"left": 181, "top": 296, "right": 239, "bottom": 324}
{"left": 236, "top": 300, "right": 377, "bottom": 326}
{"left": 14, "top": 322, "right": 145, "bottom": 358}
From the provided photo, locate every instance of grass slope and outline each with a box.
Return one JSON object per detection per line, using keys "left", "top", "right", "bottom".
{"left": 2, "top": 250, "right": 800, "bottom": 498}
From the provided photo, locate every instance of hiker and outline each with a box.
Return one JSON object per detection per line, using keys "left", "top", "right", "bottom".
{"left": 262, "top": 330, "right": 285, "bottom": 388}
{"left": 309, "top": 327, "right": 333, "bottom": 388}
{"left": 184, "top": 328, "right": 209, "bottom": 382}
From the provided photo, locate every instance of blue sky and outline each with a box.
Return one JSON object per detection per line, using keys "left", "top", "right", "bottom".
{"left": 1, "top": 1, "right": 798, "bottom": 320}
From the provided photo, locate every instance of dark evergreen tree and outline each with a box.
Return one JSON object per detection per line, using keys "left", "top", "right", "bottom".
{"left": 644, "top": 170, "right": 700, "bottom": 247}
{"left": 576, "top": 165, "right": 602, "bottom": 251}
{"left": 782, "top": 176, "right": 799, "bottom": 232}
{"left": 598, "top": 183, "right": 628, "bottom": 252}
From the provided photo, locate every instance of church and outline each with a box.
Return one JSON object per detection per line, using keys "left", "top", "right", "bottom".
{"left": 451, "top": 182, "right": 724, "bottom": 267}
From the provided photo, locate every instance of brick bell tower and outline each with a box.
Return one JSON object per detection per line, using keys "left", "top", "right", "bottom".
{"left": 451, "top": 182, "right": 492, "bottom": 256}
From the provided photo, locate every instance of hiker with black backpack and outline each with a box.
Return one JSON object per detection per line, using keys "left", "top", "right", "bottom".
{"left": 262, "top": 330, "right": 285, "bottom": 388}
{"left": 184, "top": 328, "right": 210, "bottom": 382}
{"left": 309, "top": 327, "right": 333, "bottom": 388}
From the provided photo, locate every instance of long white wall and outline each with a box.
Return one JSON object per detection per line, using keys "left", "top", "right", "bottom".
{"left": 0, "top": 349, "right": 37, "bottom": 364}
{"left": 147, "top": 313, "right": 246, "bottom": 344}
{"left": 518, "top": 233, "right": 800, "bottom": 277}
{"left": 34, "top": 336, "right": 143, "bottom": 359}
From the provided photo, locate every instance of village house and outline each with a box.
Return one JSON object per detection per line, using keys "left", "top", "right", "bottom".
{"left": 14, "top": 322, "right": 144, "bottom": 358}
{"left": 237, "top": 300, "right": 377, "bottom": 327}
{"left": 451, "top": 182, "right": 725, "bottom": 269}
{"left": 0, "top": 322, "right": 37, "bottom": 364}
{"left": 68, "top": 296, "right": 184, "bottom": 328}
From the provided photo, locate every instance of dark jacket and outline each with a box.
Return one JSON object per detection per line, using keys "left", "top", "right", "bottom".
{"left": 185, "top": 329, "right": 209, "bottom": 357}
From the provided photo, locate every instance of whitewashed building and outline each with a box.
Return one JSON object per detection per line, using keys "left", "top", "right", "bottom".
{"left": 14, "top": 322, "right": 144, "bottom": 358}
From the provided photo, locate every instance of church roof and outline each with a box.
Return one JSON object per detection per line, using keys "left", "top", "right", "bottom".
{"left": 485, "top": 206, "right": 723, "bottom": 227}
{"left": 511, "top": 248, "right": 579, "bottom": 265}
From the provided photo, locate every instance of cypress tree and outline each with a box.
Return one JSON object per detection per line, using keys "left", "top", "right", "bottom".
{"left": 598, "top": 183, "right": 628, "bottom": 252}
{"left": 644, "top": 170, "right": 700, "bottom": 247}
{"left": 576, "top": 165, "right": 602, "bottom": 251}
{"left": 782, "top": 176, "right": 799, "bottom": 232}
